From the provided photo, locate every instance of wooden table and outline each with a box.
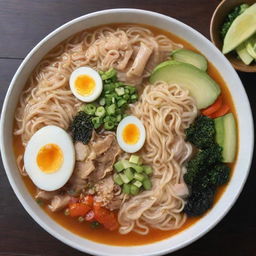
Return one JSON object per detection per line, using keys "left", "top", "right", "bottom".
{"left": 0, "top": 1, "right": 255, "bottom": 255}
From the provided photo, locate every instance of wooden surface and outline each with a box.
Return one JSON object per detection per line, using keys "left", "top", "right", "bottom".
{"left": 0, "top": 1, "right": 255, "bottom": 255}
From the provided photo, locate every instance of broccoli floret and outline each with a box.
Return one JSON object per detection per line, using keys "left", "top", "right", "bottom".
{"left": 70, "top": 111, "right": 93, "bottom": 144}
{"left": 184, "top": 186, "right": 215, "bottom": 216}
{"left": 220, "top": 4, "right": 249, "bottom": 39}
{"left": 200, "top": 163, "right": 230, "bottom": 188}
{"left": 185, "top": 115, "right": 215, "bottom": 149}
{"left": 184, "top": 144, "right": 223, "bottom": 185}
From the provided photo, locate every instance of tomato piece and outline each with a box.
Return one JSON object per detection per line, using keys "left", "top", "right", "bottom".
{"left": 69, "top": 203, "right": 91, "bottom": 217}
{"left": 82, "top": 195, "right": 94, "bottom": 207}
{"left": 85, "top": 210, "right": 96, "bottom": 222}
{"left": 202, "top": 96, "right": 223, "bottom": 116}
{"left": 209, "top": 104, "right": 230, "bottom": 118}
{"left": 93, "top": 203, "right": 119, "bottom": 231}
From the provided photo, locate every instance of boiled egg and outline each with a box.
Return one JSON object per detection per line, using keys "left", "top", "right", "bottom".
{"left": 24, "top": 125, "right": 75, "bottom": 191}
{"left": 69, "top": 66, "right": 103, "bottom": 102}
{"left": 116, "top": 115, "right": 146, "bottom": 153}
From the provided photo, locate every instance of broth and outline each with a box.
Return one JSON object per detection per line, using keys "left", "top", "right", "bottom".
{"left": 13, "top": 23, "right": 237, "bottom": 246}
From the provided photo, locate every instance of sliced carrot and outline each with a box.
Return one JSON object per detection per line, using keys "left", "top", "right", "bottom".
{"left": 209, "top": 103, "right": 230, "bottom": 118}
{"left": 69, "top": 203, "right": 91, "bottom": 217}
{"left": 201, "top": 96, "right": 223, "bottom": 116}
{"left": 93, "top": 203, "right": 119, "bottom": 231}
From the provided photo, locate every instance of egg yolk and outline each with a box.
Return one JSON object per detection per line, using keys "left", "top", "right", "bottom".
{"left": 36, "top": 144, "right": 63, "bottom": 173}
{"left": 75, "top": 75, "right": 95, "bottom": 96}
{"left": 122, "top": 123, "right": 140, "bottom": 145}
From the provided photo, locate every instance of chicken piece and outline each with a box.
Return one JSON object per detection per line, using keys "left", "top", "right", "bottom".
{"left": 127, "top": 43, "right": 153, "bottom": 77}
{"left": 74, "top": 142, "right": 89, "bottom": 161}
{"left": 92, "top": 133, "right": 115, "bottom": 156}
{"left": 172, "top": 183, "right": 189, "bottom": 198}
{"left": 76, "top": 160, "right": 95, "bottom": 180}
{"left": 48, "top": 195, "right": 71, "bottom": 212}
{"left": 35, "top": 189, "right": 58, "bottom": 201}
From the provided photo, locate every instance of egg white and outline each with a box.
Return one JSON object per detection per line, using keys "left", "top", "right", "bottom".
{"left": 24, "top": 125, "right": 75, "bottom": 191}
{"left": 116, "top": 115, "right": 146, "bottom": 153}
{"left": 69, "top": 66, "right": 103, "bottom": 102}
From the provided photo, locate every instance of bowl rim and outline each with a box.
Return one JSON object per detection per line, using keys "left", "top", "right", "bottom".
{"left": 0, "top": 8, "right": 254, "bottom": 256}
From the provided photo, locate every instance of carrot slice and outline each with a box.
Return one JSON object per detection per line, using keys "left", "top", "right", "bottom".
{"left": 209, "top": 104, "right": 230, "bottom": 118}
{"left": 93, "top": 203, "right": 119, "bottom": 231}
{"left": 69, "top": 203, "right": 91, "bottom": 217}
{"left": 202, "top": 96, "right": 223, "bottom": 116}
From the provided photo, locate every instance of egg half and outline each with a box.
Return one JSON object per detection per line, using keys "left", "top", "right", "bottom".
{"left": 24, "top": 125, "right": 75, "bottom": 191}
{"left": 69, "top": 66, "right": 103, "bottom": 102}
{"left": 116, "top": 115, "right": 146, "bottom": 153}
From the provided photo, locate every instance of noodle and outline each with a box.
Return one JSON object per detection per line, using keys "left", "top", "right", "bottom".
{"left": 118, "top": 82, "right": 197, "bottom": 234}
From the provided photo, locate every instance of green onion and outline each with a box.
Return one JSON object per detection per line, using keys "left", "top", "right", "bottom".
{"left": 116, "top": 114, "right": 122, "bottom": 122}
{"left": 123, "top": 184, "right": 131, "bottom": 194}
{"left": 101, "top": 68, "right": 116, "bottom": 80}
{"left": 83, "top": 103, "right": 97, "bottom": 115}
{"left": 131, "top": 94, "right": 138, "bottom": 102}
{"left": 115, "top": 87, "right": 125, "bottom": 96}
{"left": 106, "top": 104, "right": 116, "bottom": 115}
{"left": 64, "top": 209, "right": 70, "bottom": 216}
{"left": 78, "top": 216, "right": 85, "bottom": 222}
{"left": 113, "top": 173, "right": 123, "bottom": 185}
{"left": 92, "top": 116, "right": 102, "bottom": 129}
{"left": 35, "top": 199, "right": 44, "bottom": 206}
{"left": 104, "top": 120, "right": 115, "bottom": 130}
{"left": 117, "top": 99, "right": 127, "bottom": 107}
{"left": 123, "top": 94, "right": 130, "bottom": 100}
{"left": 90, "top": 221, "right": 101, "bottom": 229}
{"left": 130, "top": 184, "right": 140, "bottom": 195}
{"left": 95, "top": 106, "right": 106, "bottom": 117}
{"left": 99, "top": 98, "right": 106, "bottom": 106}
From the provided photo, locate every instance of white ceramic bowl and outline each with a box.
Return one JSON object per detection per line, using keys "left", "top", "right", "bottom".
{"left": 0, "top": 9, "right": 254, "bottom": 256}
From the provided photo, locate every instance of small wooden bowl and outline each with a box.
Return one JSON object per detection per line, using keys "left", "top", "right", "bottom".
{"left": 210, "top": 0, "right": 256, "bottom": 72}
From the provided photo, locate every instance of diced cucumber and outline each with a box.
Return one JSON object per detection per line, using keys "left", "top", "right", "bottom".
{"left": 133, "top": 180, "right": 143, "bottom": 188}
{"left": 143, "top": 165, "right": 153, "bottom": 175}
{"left": 134, "top": 173, "right": 145, "bottom": 182}
{"left": 114, "top": 161, "right": 126, "bottom": 172}
{"left": 143, "top": 179, "right": 152, "bottom": 190}
{"left": 130, "top": 184, "right": 140, "bottom": 195}
{"left": 113, "top": 173, "right": 123, "bottom": 186}
{"left": 171, "top": 49, "right": 208, "bottom": 71}
{"left": 214, "top": 113, "right": 237, "bottom": 162}
{"left": 130, "top": 163, "right": 144, "bottom": 173}
{"left": 123, "top": 184, "right": 131, "bottom": 194}
{"left": 124, "top": 168, "right": 134, "bottom": 181}
{"left": 129, "top": 155, "right": 140, "bottom": 164}
{"left": 120, "top": 173, "right": 130, "bottom": 184}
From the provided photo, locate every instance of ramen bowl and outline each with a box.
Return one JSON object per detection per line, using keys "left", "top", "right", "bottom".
{"left": 0, "top": 9, "right": 254, "bottom": 256}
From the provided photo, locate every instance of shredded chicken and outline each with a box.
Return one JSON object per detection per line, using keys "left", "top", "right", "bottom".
{"left": 48, "top": 195, "right": 71, "bottom": 212}
{"left": 172, "top": 183, "right": 189, "bottom": 198}
{"left": 92, "top": 133, "right": 115, "bottom": 156}
{"left": 75, "top": 160, "right": 95, "bottom": 179}
{"left": 35, "top": 189, "right": 58, "bottom": 201}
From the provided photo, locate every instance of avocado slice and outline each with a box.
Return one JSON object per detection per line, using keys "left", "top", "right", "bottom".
{"left": 236, "top": 41, "right": 254, "bottom": 65}
{"left": 171, "top": 49, "right": 208, "bottom": 71}
{"left": 223, "top": 3, "right": 256, "bottom": 54}
{"left": 246, "top": 34, "right": 256, "bottom": 59}
{"left": 149, "top": 60, "right": 221, "bottom": 109}
{"left": 214, "top": 113, "right": 237, "bottom": 163}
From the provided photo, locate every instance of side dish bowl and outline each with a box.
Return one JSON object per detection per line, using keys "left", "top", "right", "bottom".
{"left": 0, "top": 9, "right": 254, "bottom": 256}
{"left": 210, "top": 0, "right": 256, "bottom": 72}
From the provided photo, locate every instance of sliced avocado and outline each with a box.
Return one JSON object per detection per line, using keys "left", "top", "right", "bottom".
{"left": 223, "top": 3, "right": 256, "bottom": 54}
{"left": 246, "top": 34, "right": 256, "bottom": 59}
{"left": 214, "top": 113, "right": 237, "bottom": 163}
{"left": 171, "top": 49, "right": 208, "bottom": 71}
{"left": 236, "top": 41, "right": 254, "bottom": 65}
{"left": 149, "top": 60, "right": 221, "bottom": 109}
